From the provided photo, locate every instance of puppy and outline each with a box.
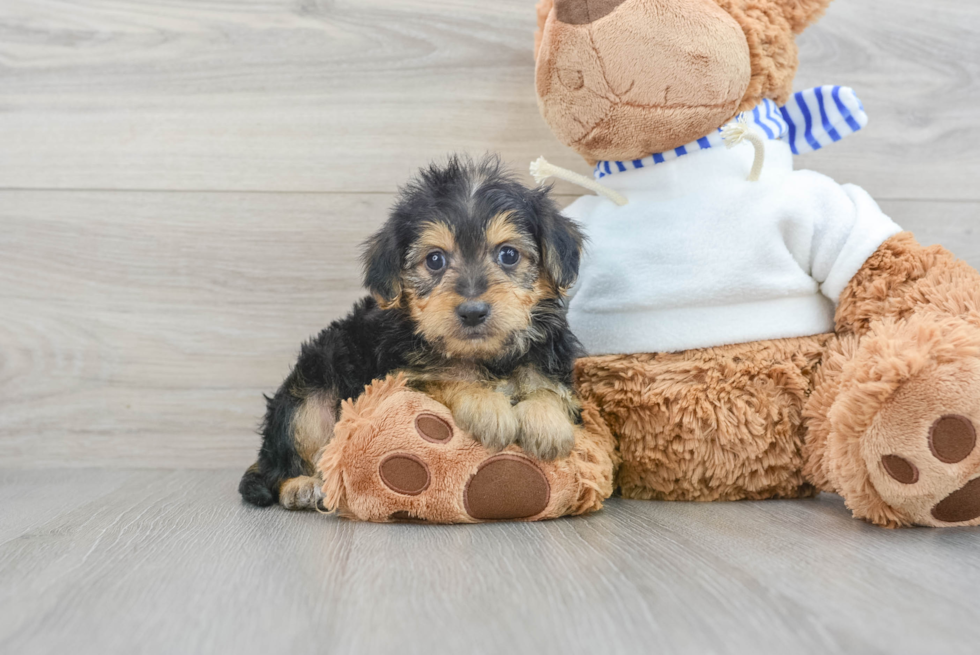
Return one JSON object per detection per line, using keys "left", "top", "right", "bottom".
{"left": 239, "top": 155, "right": 586, "bottom": 509}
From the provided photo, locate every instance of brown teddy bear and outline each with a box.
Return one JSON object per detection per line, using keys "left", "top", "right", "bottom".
{"left": 534, "top": 0, "right": 980, "bottom": 527}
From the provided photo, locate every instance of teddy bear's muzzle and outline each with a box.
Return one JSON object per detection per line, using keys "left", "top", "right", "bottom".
{"left": 537, "top": 0, "right": 752, "bottom": 162}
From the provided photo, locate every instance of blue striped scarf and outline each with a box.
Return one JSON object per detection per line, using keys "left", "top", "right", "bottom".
{"left": 594, "top": 85, "right": 867, "bottom": 179}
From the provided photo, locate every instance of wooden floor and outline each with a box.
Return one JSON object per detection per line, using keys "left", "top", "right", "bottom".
{"left": 1, "top": 0, "right": 979, "bottom": 652}
{"left": 1, "top": 469, "right": 979, "bottom": 655}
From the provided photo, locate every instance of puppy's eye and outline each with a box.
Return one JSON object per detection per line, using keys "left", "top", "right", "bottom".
{"left": 497, "top": 246, "right": 520, "bottom": 268}
{"left": 425, "top": 250, "right": 447, "bottom": 272}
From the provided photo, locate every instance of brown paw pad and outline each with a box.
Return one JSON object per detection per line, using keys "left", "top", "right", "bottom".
{"left": 379, "top": 454, "right": 430, "bottom": 496}
{"left": 463, "top": 454, "right": 550, "bottom": 521}
{"left": 929, "top": 415, "right": 977, "bottom": 464}
{"left": 415, "top": 413, "right": 453, "bottom": 444}
{"left": 932, "top": 477, "right": 980, "bottom": 523}
{"left": 389, "top": 510, "right": 430, "bottom": 524}
{"left": 882, "top": 455, "right": 919, "bottom": 485}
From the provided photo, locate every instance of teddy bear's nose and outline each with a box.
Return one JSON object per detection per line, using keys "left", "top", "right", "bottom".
{"left": 554, "top": 0, "right": 629, "bottom": 25}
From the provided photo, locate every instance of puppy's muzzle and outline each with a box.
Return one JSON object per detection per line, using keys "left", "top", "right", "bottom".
{"left": 456, "top": 301, "right": 490, "bottom": 328}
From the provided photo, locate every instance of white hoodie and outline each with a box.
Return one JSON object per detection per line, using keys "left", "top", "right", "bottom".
{"left": 563, "top": 88, "right": 902, "bottom": 355}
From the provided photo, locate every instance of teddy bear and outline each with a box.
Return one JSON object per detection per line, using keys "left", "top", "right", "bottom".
{"left": 533, "top": 0, "right": 980, "bottom": 527}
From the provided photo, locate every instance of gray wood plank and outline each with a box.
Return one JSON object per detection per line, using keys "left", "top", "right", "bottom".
{"left": 0, "top": 469, "right": 977, "bottom": 655}
{"left": 1, "top": 191, "right": 977, "bottom": 468}
{"left": 0, "top": 191, "right": 390, "bottom": 468}
{"left": 0, "top": 0, "right": 977, "bottom": 199}
{"left": 0, "top": 468, "right": 144, "bottom": 544}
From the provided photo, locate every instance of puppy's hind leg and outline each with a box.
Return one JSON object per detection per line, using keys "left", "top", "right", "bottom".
{"left": 241, "top": 457, "right": 324, "bottom": 510}
{"left": 279, "top": 475, "right": 325, "bottom": 510}
{"left": 239, "top": 383, "right": 337, "bottom": 510}
{"left": 239, "top": 462, "right": 277, "bottom": 507}
{"left": 278, "top": 393, "right": 338, "bottom": 510}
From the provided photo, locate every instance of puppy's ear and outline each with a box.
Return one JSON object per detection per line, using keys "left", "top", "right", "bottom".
{"left": 531, "top": 189, "right": 585, "bottom": 293}
{"left": 362, "top": 227, "right": 403, "bottom": 308}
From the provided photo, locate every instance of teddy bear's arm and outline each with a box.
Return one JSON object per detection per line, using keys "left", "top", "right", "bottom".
{"left": 835, "top": 232, "right": 980, "bottom": 337}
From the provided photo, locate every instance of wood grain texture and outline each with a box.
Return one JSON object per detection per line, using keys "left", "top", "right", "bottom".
{"left": 0, "top": 0, "right": 978, "bottom": 199}
{"left": 0, "top": 191, "right": 388, "bottom": 468}
{"left": 1, "top": 191, "right": 978, "bottom": 468}
{"left": 2, "top": 3, "right": 978, "bottom": 651}
{"left": 0, "top": 469, "right": 978, "bottom": 655}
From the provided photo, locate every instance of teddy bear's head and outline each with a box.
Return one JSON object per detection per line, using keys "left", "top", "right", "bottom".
{"left": 535, "top": 0, "right": 833, "bottom": 164}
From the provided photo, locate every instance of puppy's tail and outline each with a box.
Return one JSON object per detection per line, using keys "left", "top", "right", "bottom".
{"left": 239, "top": 462, "right": 277, "bottom": 507}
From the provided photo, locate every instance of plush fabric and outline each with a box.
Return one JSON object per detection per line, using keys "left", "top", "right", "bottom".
{"left": 575, "top": 335, "right": 830, "bottom": 501}
{"left": 563, "top": 136, "right": 901, "bottom": 355}
{"left": 774, "top": 0, "right": 834, "bottom": 33}
{"left": 804, "top": 310, "right": 980, "bottom": 528}
{"left": 318, "top": 375, "right": 619, "bottom": 523}
{"left": 535, "top": 0, "right": 836, "bottom": 162}
{"left": 575, "top": 234, "right": 980, "bottom": 527}
{"left": 536, "top": 0, "right": 752, "bottom": 163}
{"left": 835, "top": 232, "right": 980, "bottom": 337}
{"left": 536, "top": 0, "right": 980, "bottom": 528}
{"left": 593, "top": 87, "right": 867, "bottom": 178}
{"left": 803, "top": 233, "right": 980, "bottom": 527}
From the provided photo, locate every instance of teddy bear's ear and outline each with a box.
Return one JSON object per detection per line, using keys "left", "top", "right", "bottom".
{"left": 534, "top": 0, "right": 554, "bottom": 60}
{"left": 774, "top": 0, "right": 834, "bottom": 33}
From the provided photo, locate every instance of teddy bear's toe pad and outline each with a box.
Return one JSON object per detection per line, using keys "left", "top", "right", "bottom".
{"left": 463, "top": 454, "right": 551, "bottom": 520}
{"left": 929, "top": 415, "right": 976, "bottom": 464}
{"left": 873, "top": 403, "right": 980, "bottom": 526}
{"left": 932, "top": 478, "right": 980, "bottom": 523}
{"left": 925, "top": 415, "right": 980, "bottom": 523}
{"left": 379, "top": 454, "right": 430, "bottom": 495}
{"left": 881, "top": 455, "right": 919, "bottom": 485}
{"left": 388, "top": 510, "right": 430, "bottom": 523}
{"left": 416, "top": 413, "right": 453, "bottom": 443}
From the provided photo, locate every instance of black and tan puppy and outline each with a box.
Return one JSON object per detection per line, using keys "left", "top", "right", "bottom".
{"left": 239, "top": 155, "right": 586, "bottom": 509}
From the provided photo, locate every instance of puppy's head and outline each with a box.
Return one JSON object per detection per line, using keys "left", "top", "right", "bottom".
{"left": 363, "top": 155, "right": 584, "bottom": 361}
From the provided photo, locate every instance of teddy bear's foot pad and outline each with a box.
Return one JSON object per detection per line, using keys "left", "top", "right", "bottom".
{"left": 463, "top": 455, "right": 551, "bottom": 520}
{"left": 318, "top": 376, "right": 616, "bottom": 523}
{"left": 929, "top": 415, "right": 977, "bottom": 464}
{"left": 881, "top": 415, "right": 980, "bottom": 523}
{"left": 823, "top": 313, "right": 980, "bottom": 527}
{"left": 875, "top": 406, "right": 980, "bottom": 526}
{"left": 377, "top": 451, "right": 552, "bottom": 520}
{"left": 881, "top": 415, "right": 977, "bottom": 485}
{"left": 933, "top": 478, "right": 980, "bottom": 523}
{"left": 379, "top": 454, "right": 430, "bottom": 496}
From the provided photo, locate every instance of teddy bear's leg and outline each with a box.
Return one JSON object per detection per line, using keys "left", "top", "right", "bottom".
{"left": 317, "top": 376, "right": 617, "bottom": 523}
{"left": 575, "top": 335, "right": 830, "bottom": 502}
{"left": 804, "top": 234, "right": 980, "bottom": 527}
{"left": 805, "top": 312, "right": 980, "bottom": 527}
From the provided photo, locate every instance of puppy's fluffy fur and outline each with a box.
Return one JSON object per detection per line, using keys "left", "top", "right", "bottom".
{"left": 239, "top": 155, "right": 585, "bottom": 509}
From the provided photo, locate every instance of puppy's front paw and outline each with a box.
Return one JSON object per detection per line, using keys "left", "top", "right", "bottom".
{"left": 450, "top": 391, "right": 519, "bottom": 452}
{"left": 515, "top": 396, "right": 575, "bottom": 460}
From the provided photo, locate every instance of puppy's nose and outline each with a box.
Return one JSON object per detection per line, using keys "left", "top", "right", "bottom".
{"left": 456, "top": 301, "right": 490, "bottom": 327}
